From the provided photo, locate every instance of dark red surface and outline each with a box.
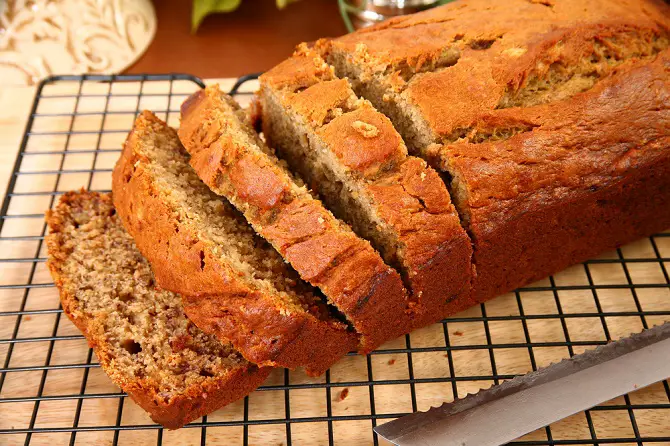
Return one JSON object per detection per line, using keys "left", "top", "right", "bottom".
{"left": 126, "top": 0, "right": 348, "bottom": 78}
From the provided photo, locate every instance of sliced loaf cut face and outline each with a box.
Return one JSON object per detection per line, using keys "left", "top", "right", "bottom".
{"left": 259, "top": 46, "right": 474, "bottom": 329}
{"left": 112, "top": 111, "right": 357, "bottom": 375}
{"left": 45, "top": 191, "right": 271, "bottom": 429}
{"left": 322, "top": 0, "right": 670, "bottom": 301}
{"left": 178, "top": 85, "right": 410, "bottom": 352}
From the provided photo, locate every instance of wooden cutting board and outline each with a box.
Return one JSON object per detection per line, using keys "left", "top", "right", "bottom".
{"left": 0, "top": 79, "right": 668, "bottom": 446}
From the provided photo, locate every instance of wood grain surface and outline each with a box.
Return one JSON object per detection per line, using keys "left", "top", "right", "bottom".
{"left": 0, "top": 79, "right": 668, "bottom": 445}
{"left": 0, "top": 86, "right": 36, "bottom": 204}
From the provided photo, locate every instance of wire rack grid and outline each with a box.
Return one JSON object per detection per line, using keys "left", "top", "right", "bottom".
{"left": 0, "top": 74, "right": 669, "bottom": 446}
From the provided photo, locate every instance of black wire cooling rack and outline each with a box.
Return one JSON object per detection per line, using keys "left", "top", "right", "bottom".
{"left": 0, "top": 74, "right": 669, "bottom": 446}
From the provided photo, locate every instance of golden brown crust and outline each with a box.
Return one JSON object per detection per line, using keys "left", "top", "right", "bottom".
{"left": 260, "top": 49, "right": 473, "bottom": 330}
{"left": 45, "top": 191, "right": 271, "bottom": 429}
{"left": 326, "top": 0, "right": 670, "bottom": 302}
{"left": 327, "top": 0, "right": 669, "bottom": 151}
{"left": 180, "top": 291, "right": 358, "bottom": 371}
{"left": 178, "top": 86, "right": 410, "bottom": 351}
{"left": 259, "top": 48, "right": 333, "bottom": 92}
{"left": 330, "top": 1, "right": 668, "bottom": 79}
{"left": 112, "top": 111, "right": 354, "bottom": 375}
{"left": 363, "top": 157, "right": 474, "bottom": 326}
{"left": 316, "top": 104, "right": 406, "bottom": 177}
{"left": 123, "top": 363, "right": 266, "bottom": 429}
{"left": 290, "top": 79, "right": 355, "bottom": 127}
{"left": 448, "top": 52, "right": 670, "bottom": 300}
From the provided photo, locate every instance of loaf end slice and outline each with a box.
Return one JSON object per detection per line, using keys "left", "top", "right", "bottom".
{"left": 45, "top": 191, "right": 271, "bottom": 429}
{"left": 112, "top": 111, "right": 356, "bottom": 375}
{"left": 178, "top": 85, "right": 411, "bottom": 352}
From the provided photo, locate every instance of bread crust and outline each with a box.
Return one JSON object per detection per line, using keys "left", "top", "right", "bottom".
{"left": 260, "top": 49, "right": 473, "bottom": 330}
{"left": 179, "top": 86, "right": 410, "bottom": 351}
{"left": 447, "top": 53, "right": 670, "bottom": 300}
{"left": 325, "top": 0, "right": 670, "bottom": 302}
{"left": 112, "top": 112, "right": 355, "bottom": 375}
{"left": 45, "top": 191, "right": 271, "bottom": 429}
{"left": 363, "top": 156, "right": 476, "bottom": 326}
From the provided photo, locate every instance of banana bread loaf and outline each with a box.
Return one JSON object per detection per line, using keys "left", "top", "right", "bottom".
{"left": 45, "top": 191, "right": 271, "bottom": 429}
{"left": 112, "top": 111, "right": 357, "bottom": 375}
{"left": 258, "top": 46, "right": 474, "bottom": 329}
{"left": 322, "top": 0, "right": 670, "bottom": 301}
{"left": 179, "top": 85, "right": 410, "bottom": 352}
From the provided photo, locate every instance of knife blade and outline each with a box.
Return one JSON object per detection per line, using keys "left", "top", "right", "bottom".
{"left": 374, "top": 322, "right": 670, "bottom": 446}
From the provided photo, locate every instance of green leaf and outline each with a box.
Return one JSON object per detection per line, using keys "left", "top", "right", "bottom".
{"left": 276, "top": 0, "right": 298, "bottom": 8}
{"left": 192, "top": 0, "right": 242, "bottom": 33}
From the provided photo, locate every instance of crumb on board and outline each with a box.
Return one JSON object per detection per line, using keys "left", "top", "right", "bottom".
{"left": 338, "top": 388, "right": 349, "bottom": 401}
{"left": 453, "top": 330, "right": 464, "bottom": 336}
{"left": 387, "top": 359, "right": 396, "bottom": 365}
{"left": 24, "top": 316, "right": 32, "bottom": 321}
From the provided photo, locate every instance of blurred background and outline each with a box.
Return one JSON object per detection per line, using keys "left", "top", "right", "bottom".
{"left": 130, "top": 0, "right": 347, "bottom": 79}
{"left": 0, "top": 0, "right": 449, "bottom": 85}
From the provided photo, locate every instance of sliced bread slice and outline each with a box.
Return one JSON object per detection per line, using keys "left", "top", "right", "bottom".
{"left": 259, "top": 46, "right": 474, "bottom": 328}
{"left": 179, "top": 85, "right": 410, "bottom": 352}
{"left": 45, "top": 191, "right": 271, "bottom": 429}
{"left": 112, "top": 111, "right": 357, "bottom": 375}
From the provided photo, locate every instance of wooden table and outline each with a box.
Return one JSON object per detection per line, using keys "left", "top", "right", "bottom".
{"left": 0, "top": 86, "right": 35, "bottom": 203}
{"left": 0, "top": 80, "right": 668, "bottom": 445}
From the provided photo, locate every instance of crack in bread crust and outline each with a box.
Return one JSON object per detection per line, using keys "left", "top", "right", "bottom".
{"left": 324, "top": 1, "right": 670, "bottom": 156}
{"left": 497, "top": 29, "right": 669, "bottom": 109}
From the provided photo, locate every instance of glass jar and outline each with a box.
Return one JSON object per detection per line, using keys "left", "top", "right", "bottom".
{"left": 339, "top": 0, "right": 442, "bottom": 31}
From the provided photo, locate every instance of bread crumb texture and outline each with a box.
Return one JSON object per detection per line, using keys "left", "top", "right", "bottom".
{"left": 46, "top": 191, "right": 269, "bottom": 428}
{"left": 121, "top": 112, "right": 321, "bottom": 315}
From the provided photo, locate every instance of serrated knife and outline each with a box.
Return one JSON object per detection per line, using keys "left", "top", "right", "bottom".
{"left": 375, "top": 322, "right": 670, "bottom": 446}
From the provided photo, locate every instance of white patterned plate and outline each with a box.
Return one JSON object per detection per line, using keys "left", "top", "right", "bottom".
{"left": 0, "top": 0, "right": 157, "bottom": 86}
